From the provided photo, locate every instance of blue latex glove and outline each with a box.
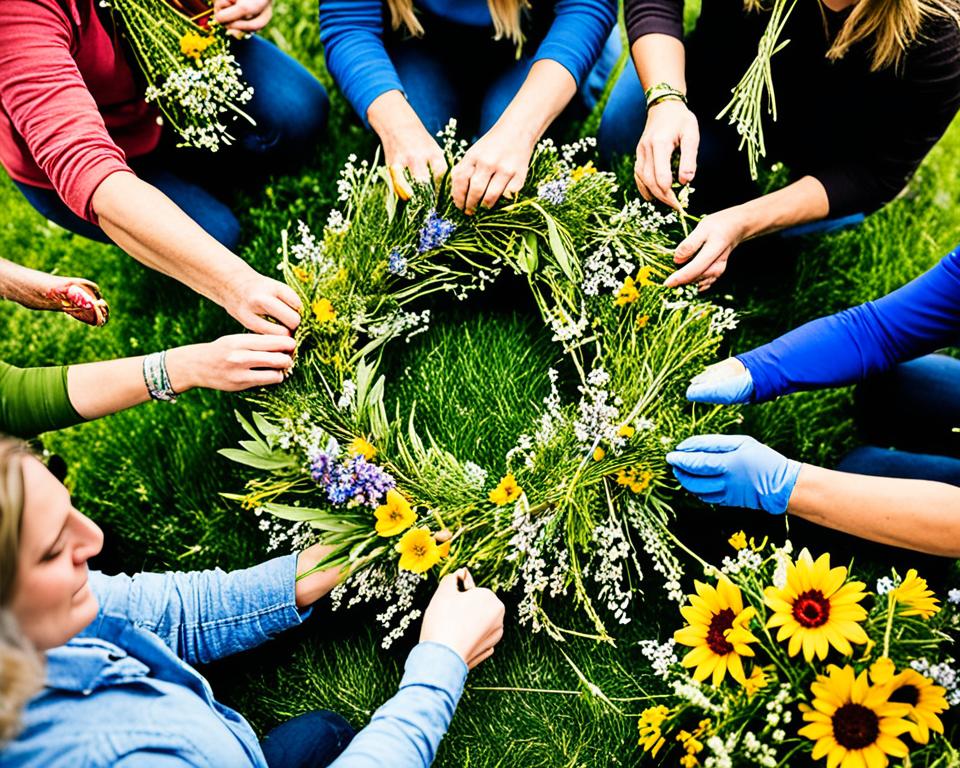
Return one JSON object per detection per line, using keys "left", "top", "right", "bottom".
{"left": 666, "top": 435, "right": 801, "bottom": 514}
{"left": 685, "top": 365, "right": 754, "bottom": 404}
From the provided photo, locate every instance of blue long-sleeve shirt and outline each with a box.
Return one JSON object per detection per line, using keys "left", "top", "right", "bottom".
{"left": 2, "top": 554, "right": 467, "bottom": 767}
{"left": 318, "top": 0, "right": 617, "bottom": 124}
{"left": 737, "top": 245, "right": 960, "bottom": 402}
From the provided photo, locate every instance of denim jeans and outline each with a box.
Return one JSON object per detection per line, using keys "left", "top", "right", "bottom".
{"left": 260, "top": 710, "right": 356, "bottom": 768}
{"left": 596, "top": 64, "right": 865, "bottom": 237}
{"left": 14, "top": 35, "right": 329, "bottom": 250}
{"left": 836, "top": 353, "right": 960, "bottom": 486}
{"left": 385, "top": 17, "right": 623, "bottom": 140}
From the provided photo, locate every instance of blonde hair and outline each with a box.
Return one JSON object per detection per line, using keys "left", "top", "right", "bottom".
{"left": 0, "top": 610, "right": 42, "bottom": 744}
{"left": 745, "top": 0, "right": 960, "bottom": 71}
{"left": 385, "top": 0, "right": 530, "bottom": 47}
{"left": 0, "top": 438, "right": 27, "bottom": 608}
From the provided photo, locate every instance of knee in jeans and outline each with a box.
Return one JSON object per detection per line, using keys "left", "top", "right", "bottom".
{"left": 310, "top": 710, "right": 355, "bottom": 747}
{"left": 198, "top": 210, "right": 241, "bottom": 250}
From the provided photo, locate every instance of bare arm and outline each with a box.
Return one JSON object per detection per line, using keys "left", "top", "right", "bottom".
{"left": 294, "top": 543, "right": 342, "bottom": 609}
{"left": 789, "top": 464, "right": 960, "bottom": 557}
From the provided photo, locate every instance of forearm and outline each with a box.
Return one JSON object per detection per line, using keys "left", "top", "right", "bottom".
{"left": 734, "top": 176, "right": 830, "bottom": 240}
{"left": 630, "top": 34, "right": 686, "bottom": 92}
{"left": 295, "top": 543, "right": 342, "bottom": 608}
{"left": 0, "top": 259, "right": 48, "bottom": 307}
{"left": 788, "top": 464, "right": 960, "bottom": 557}
{"left": 367, "top": 90, "right": 426, "bottom": 147}
{"left": 490, "top": 60, "right": 577, "bottom": 146}
{"left": 91, "top": 172, "right": 257, "bottom": 308}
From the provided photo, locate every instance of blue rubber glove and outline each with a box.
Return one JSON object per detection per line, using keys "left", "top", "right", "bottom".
{"left": 666, "top": 435, "right": 801, "bottom": 514}
{"left": 685, "top": 365, "right": 754, "bottom": 404}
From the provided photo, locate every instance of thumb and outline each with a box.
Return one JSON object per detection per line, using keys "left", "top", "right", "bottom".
{"left": 459, "top": 568, "right": 476, "bottom": 590}
{"left": 436, "top": 572, "right": 462, "bottom": 596}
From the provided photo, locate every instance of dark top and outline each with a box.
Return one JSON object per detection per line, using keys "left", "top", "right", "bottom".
{"left": 625, "top": 0, "right": 960, "bottom": 215}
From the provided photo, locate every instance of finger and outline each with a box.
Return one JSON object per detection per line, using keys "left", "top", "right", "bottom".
{"left": 241, "top": 311, "right": 290, "bottom": 336}
{"left": 260, "top": 296, "right": 301, "bottom": 332}
{"left": 686, "top": 371, "right": 754, "bottom": 404}
{"left": 634, "top": 172, "right": 653, "bottom": 202}
{"left": 504, "top": 168, "right": 526, "bottom": 199}
{"left": 214, "top": 0, "right": 257, "bottom": 24}
{"left": 436, "top": 572, "right": 462, "bottom": 596}
{"left": 428, "top": 155, "right": 448, "bottom": 182}
{"left": 225, "top": 11, "right": 272, "bottom": 32}
{"left": 244, "top": 369, "right": 287, "bottom": 389}
{"left": 665, "top": 242, "right": 727, "bottom": 288}
{"left": 237, "top": 333, "right": 297, "bottom": 353}
{"left": 478, "top": 625, "right": 504, "bottom": 650}
{"left": 674, "top": 435, "right": 750, "bottom": 453}
{"left": 450, "top": 161, "right": 474, "bottom": 210}
{"left": 698, "top": 279, "right": 715, "bottom": 293}
{"left": 405, "top": 157, "right": 432, "bottom": 185}
{"left": 678, "top": 127, "right": 700, "bottom": 185}
{"left": 467, "top": 647, "right": 495, "bottom": 670}
{"left": 640, "top": 147, "right": 658, "bottom": 206}
{"left": 464, "top": 167, "right": 494, "bottom": 215}
{"left": 73, "top": 278, "right": 103, "bottom": 299}
{"left": 670, "top": 466, "right": 727, "bottom": 496}
{"left": 666, "top": 451, "right": 726, "bottom": 477}
{"left": 243, "top": 351, "right": 295, "bottom": 370}
{"left": 459, "top": 569, "right": 476, "bottom": 590}
{"left": 672, "top": 225, "right": 709, "bottom": 266}
{"left": 651, "top": 141, "right": 680, "bottom": 209}
{"left": 480, "top": 172, "right": 512, "bottom": 210}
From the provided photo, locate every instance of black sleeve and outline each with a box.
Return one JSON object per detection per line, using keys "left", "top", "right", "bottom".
{"left": 624, "top": 0, "right": 685, "bottom": 45}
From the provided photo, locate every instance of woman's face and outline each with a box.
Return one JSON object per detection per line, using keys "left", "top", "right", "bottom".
{"left": 9, "top": 458, "right": 103, "bottom": 651}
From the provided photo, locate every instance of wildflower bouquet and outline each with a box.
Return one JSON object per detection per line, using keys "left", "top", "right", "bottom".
{"left": 635, "top": 537, "right": 960, "bottom": 767}
{"left": 100, "top": 0, "right": 254, "bottom": 150}
{"left": 222, "top": 129, "right": 741, "bottom": 647}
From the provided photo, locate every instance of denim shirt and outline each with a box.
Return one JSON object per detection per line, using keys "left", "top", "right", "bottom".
{"left": 1, "top": 554, "right": 468, "bottom": 767}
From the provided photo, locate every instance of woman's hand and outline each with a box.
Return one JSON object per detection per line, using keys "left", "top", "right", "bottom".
{"left": 0, "top": 259, "right": 109, "bottom": 327}
{"left": 165, "top": 333, "right": 296, "bottom": 393}
{"left": 221, "top": 271, "right": 302, "bottom": 335}
{"left": 419, "top": 568, "right": 505, "bottom": 669}
{"left": 665, "top": 206, "right": 750, "bottom": 291}
{"left": 368, "top": 91, "right": 448, "bottom": 187}
{"left": 634, "top": 100, "right": 699, "bottom": 210}
{"left": 451, "top": 126, "right": 532, "bottom": 215}
{"left": 213, "top": 0, "right": 272, "bottom": 33}
{"left": 686, "top": 358, "right": 754, "bottom": 404}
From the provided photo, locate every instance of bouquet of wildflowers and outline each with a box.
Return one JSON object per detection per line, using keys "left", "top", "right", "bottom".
{"left": 634, "top": 535, "right": 960, "bottom": 767}
{"left": 221, "top": 128, "right": 741, "bottom": 647}
{"left": 100, "top": 0, "right": 254, "bottom": 150}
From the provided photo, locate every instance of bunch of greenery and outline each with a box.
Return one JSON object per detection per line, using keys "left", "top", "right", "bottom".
{"left": 221, "top": 131, "right": 741, "bottom": 646}
{"left": 100, "top": 0, "right": 254, "bottom": 151}
{"left": 636, "top": 538, "right": 959, "bottom": 767}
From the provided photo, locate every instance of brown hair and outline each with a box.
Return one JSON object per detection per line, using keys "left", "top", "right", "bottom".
{"left": 0, "top": 438, "right": 28, "bottom": 608}
{"left": 745, "top": 0, "right": 960, "bottom": 71}
{"left": 0, "top": 610, "right": 42, "bottom": 744}
{"left": 385, "top": 0, "right": 530, "bottom": 47}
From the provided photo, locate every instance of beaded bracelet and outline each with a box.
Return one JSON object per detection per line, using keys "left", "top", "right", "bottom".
{"left": 644, "top": 82, "right": 687, "bottom": 110}
{"left": 142, "top": 350, "right": 178, "bottom": 403}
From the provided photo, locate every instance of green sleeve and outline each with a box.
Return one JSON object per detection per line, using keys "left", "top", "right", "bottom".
{"left": 0, "top": 360, "right": 85, "bottom": 439}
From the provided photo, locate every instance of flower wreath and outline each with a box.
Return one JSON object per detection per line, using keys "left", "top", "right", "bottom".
{"left": 222, "top": 128, "right": 741, "bottom": 647}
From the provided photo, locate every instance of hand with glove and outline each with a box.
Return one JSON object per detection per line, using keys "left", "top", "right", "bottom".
{"left": 666, "top": 434, "right": 802, "bottom": 514}
{"left": 685, "top": 357, "right": 754, "bottom": 404}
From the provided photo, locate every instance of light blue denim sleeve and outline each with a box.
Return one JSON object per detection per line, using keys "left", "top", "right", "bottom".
{"left": 330, "top": 642, "right": 469, "bottom": 767}
{"left": 91, "top": 553, "right": 307, "bottom": 666}
{"left": 533, "top": 0, "right": 618, "bottom": 86}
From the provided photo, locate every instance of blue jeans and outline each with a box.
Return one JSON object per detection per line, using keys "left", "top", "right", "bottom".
{"left": 386, "top": 18, "right": 623, "bottom": 139}
{"left": 837, "top": 354, "right": 960, "bottom": 485}
{"left": 14, "top": 36, "right": 328, "bottom": 250}
{"left": 597, "top": 64, "right": 864, "bottom": 236}
{"left": 260, "top": 710, "right": 355, "bottom": 768}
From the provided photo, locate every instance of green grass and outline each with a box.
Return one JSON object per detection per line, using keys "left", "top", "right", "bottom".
{"left": 1, "top": 2, "right": 959, "bottom": 764}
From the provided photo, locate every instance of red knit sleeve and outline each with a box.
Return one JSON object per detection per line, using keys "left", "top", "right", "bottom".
{"left": 0, "top": 0, "right": 132, "bottom": 223}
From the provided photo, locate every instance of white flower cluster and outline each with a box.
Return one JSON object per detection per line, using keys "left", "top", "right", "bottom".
{"left": 709, "top": 306, "right": 739, "bottom": 335}
{"left": 448, "top": 265, "right": 500, "bottom": 302}
{"left": 462, "top": 461, "right": 488, "bottom": 491}
{"left": 336, "top": 153, "right": 370, "bottom": 202}
{"left": 573, "top": 367, "right": 625, "bottom": 454}
{"left": 581, "top": 245, "right": 635, "bottom": 297}
{"left": 671, "top": 677, "right": 725, "bottom": 715}
{"left": 771, "top": 540, "right": 794, "bottom": 588}
{"left": 559, "top": 136, "right": 597, "bottom": 166}
{"left": 325, "top": 209, "right": 350, "bottom": 234}
{"left": 626, "top": 499, "right": 685, "bottom": 603}
{"left": 329, "top": 566, "right": 424, "bottom": 649}
{"left": 949, "top": 588, "right": 960, "bottom": 605}
{"left": 663, "top": 285, "right": 701, "bottom": 311}
{"left": 911, "top": 657, "right": 960, "bottom": 705}
{"left": 437, "top": 119, "right": 468, "bottom": 161}
{"left": 610, "top": 199, "right": 678, "bottom": 231}
{"left": 367, "top": 309, "right": 431, "bottom": 343}
{"left": 876, "top": 576, "right": 896, "bottom": 595}
{"left": 587, "top": 516, "right": 637, "bottom": 624}
{"left": 721, "top": 546, "right": 763, "bottom": 576}
{"left": 547, "top": 304, "right": 588, "bottom": 344}
{"left": 255, "top": 508, "right": 316, "bottom": 553}
{"left": 506, "top": 508, "right": 565, "bottom": 633}
{"left": 336, "top": 379, "right": 356, "bottom": 410}
{"left": 637, "top": 638, "right": 678, "bottom": 680}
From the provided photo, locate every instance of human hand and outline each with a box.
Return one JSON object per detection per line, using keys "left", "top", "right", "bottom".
{"left": 451, "top": 126, "right": 532, "bottom": 215}
{"left": 213, "top": 0, "right": 272, "bottom": 33}
{"left": 634, "top": 100, "right": 699, "bottom": 210}
{"left": 686, "top": 358, "right": 754, "bottom": 404}
{"left": 666, "top": 435, "right": 801, "bottom": 514}
{"left": 0, "top": 261, "right": 110, "bottom": 327}
{"left": 370, "top": 92, "right": 448, "bottom": 190}
{"left": 419, "top": 568, "right": 505, "bottom": 670}
{"left": 165, "top": 333, "right": 296, "bottom": 393}
{"left": 222, "top": 271, "right": 302, "bottom": 335}
{"left": 664, "top": 207, "right": 749, "bottom": 292}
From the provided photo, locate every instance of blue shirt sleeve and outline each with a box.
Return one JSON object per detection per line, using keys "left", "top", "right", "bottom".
{"left": 532, "top": 0, "right": 618, "bottom": 86}
{"left": 91, "top": 554, "right": 309, "bottom": 666}
{"left": 329, "top": 642, "right": 468, "bottom": 767}
{"left": 319, "top": 0, "right": 404, "bottom": 125}
{"left": 737, "top": 245, "right": 960, "bottom": 402}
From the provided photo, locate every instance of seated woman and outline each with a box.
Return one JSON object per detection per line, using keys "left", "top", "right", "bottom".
{"left": 599, "top": 0, "right": 960, "bottom": 291}
{"left": 0, "top": 0, "right": 326, "bottom": 335}
{"left": 319, "top": 0, "right": 620, "bottom": 214}
{"left": 667, "top": 244, "right": 960, "bottom": 556}
{"left": 0, "top": 257, "right": 296, "bottom": 439}
{"left": 0, "top": 437, "right": 505, "bottom": 767}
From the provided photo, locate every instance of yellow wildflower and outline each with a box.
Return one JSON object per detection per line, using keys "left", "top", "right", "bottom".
{"left": 679, "top": 755, "right": 699, "bottom": 768}
{"left": 180, "top": 31, "right": 214, "bottom": 61}
{"left": 637, "top": 265, "right": 657, "bottom": 287}
{"left": 616, "top": 467, "right": 652, "bottom": 494}
{"left": 292, "top": 265, "right": 310, "bottom": 283}
{"left": 636, "top": 314, "right": 650, "bottom": 329}
{"left": 374, "top": 489, "right": 416, "bottom": 537}
{"left": 312, "top": 297, "right": 336, "bottom": 323}
{"left": 349, "top": 436, "right": 377, "bottom": 460}
{"left": 728, "top": 531, "right": 747, "bottom": 550}
{"left": 870, "top": 657, "right": 897, "bottom": 685}
{"left": 637, "top": 705, "right": 670, "bottom": 756}
{"left": 570, "top": 162, "right": 598, "bottom": 182}
{"left": 617, "top": 424, "right": 636, "bottom": 439}
{"left": 489, "top": 473, "right": 523, "bottom": 506}
{"left": 742, "top": 666, "right": 769, "bottom": 697}
{"left": 592, "top": 446, "right": 606, "bottom": 462}
{"left": 891, "top": 569, "right": 940, "bottom": 618}
{"left": 614, "top": 276, "right": 639, "bottom": 307}
{"left": 396, "top": 527, "right": 441, "bottom": 573}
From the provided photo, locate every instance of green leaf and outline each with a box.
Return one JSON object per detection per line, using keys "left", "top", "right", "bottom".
{"left": 217, "top": 448, "right": 296, "bottom": 471}
{"left": 520, "top": 231, "right": 539, "bottom": 274}
{"left": 261, "top": 502, "right": 360, "bottom": 532}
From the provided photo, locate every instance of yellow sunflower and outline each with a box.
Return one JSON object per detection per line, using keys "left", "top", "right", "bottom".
{"left": 890, "top": 569, "right": 940, "bottom": 618}
{"left": 872, "top": 666, "right": 948, "bottom": 745}
{"left": 799, "top": 665, "right": 912, "bottom": 768}
{"left": 674, "top": 576, "right": 759, "bottom": 686}
{"left": 763, "top": 551, "right": 868, "bottom": 662}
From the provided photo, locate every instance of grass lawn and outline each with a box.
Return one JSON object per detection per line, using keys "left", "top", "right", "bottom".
{"left": 1, "top": 2, "right": 958, "bottom": 765}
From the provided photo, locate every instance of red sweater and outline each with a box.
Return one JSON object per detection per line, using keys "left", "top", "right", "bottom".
{"left": 0, "top": 0, "right": 161, "bottom": 222}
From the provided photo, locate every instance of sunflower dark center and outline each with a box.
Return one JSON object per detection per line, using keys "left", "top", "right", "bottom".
{"left": 832, "top": 704, "right": 880, "bottom": 750}
{"left": 706, "top": 608, "right": 736, "bottom": 655}
{"left": 889, "top": 684, "right": 920, "bottom": 707}
{"left": 793, "top": 590, "right": 831, "bottom": 628}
